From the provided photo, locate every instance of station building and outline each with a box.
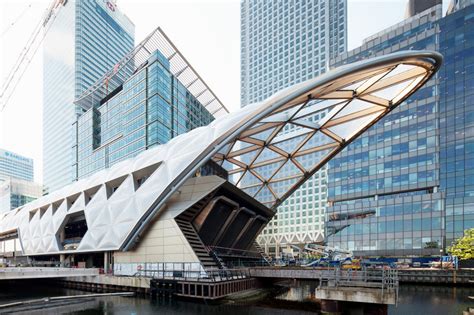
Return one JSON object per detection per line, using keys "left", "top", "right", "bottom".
{"left": 0, "top": 50, "right": 441, "bottom": 274}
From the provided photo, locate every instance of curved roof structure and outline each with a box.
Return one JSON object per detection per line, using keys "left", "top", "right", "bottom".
{"left": 0, "top": 51, "right": 441, "bottom": 255}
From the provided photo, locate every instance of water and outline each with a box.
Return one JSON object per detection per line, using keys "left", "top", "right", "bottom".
{"left": 391, "top": 285, "right": 474, "bottom": 315}
{"left": 276, "top": 281, "right": 474, "bottom": 314}
{"left": 0, "top": 280, "right": 473, "bottom": 314}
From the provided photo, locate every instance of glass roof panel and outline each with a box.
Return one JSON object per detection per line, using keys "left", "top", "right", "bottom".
{"left": 327, "top": 111, "right": 382, "bottom": 140}
{"left": 234, "top": 139, "right": 256, "bottom": 150}
{"left": 253, "top": 147, "right": 284, "bottom": 165}
{"left": 271, "top": 160, "right": 302, "bottom": 181}
{"left": 221, "top": 160, "right": 235, "bottom": 171}
{"left": 252, "top": 127, "right": 278, "bottom": 142}
{"left": 371, "top": 79, "right": 415, "bottom": 101}
{"left": 298, "top": 131, "right": 335, "bottom": 152}
{"left": 295, "top": 99, "right": 347, "bottom": 120}
{"left": 253, "top": 160, "right": 285, "bottom": 180}
{"left": 238, "top": 170, "right": 261, "bottom": 187}
{"left": 269, "top": 177, "right": 299, "bottom": 199}
{"left": 332, "top": 99, "right": 377, "bottom": 120}
{"left": 228, "top": 172, "right": 242, "bottom": 186}
{"left": 237, "top": 149, "right": 260, "bottom": 165}
{"left": 254, "top": 185, "right": 275, "bottom": 203}
{"left": 384, "top": 64, "right": 418, "bottom": 79}
{"left": 340, "top": 79, "right": 369, "bottom": 91}
{"left": 271, "top": 133, "right": 309, "bottom": 155}
{"left": 242, "top": 185, "right": 261, "bottom": 198}
{"left": 217, "top": 143, "right": 232, "bottom": 155}
{"left": 263, "top": 102, "right": 306, "bottom": 122}
{"left": 294, "top": 148, "right": 333, "bottom": 172}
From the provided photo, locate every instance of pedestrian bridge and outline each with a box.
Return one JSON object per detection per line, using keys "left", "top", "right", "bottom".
{"left": 0, "top": 267, "right": 99, "bottom": 280}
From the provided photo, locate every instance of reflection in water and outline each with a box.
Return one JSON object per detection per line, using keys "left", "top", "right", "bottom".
{"left": 68, "top": 296, "right": 316, "bottom": 315}
{"left": 0, "top": 280, "right": 472, "bottom": 314}
{"left": 390, "top": 285, "right": 474, "bottom": 315}
{"left": 274, "top": 280, "right": 474, "bottom": 315}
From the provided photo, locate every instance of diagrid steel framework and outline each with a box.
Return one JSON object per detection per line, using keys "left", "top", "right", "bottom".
{"left": 211, "top": 51, "right": 442, "bottom": 209}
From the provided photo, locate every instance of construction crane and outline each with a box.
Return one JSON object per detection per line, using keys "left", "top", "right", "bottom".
{"left": 0, "top": 0, "right": 66, "bottom": 112}
{"left": 304, "top": 243, "right": 353, "bottom": 261}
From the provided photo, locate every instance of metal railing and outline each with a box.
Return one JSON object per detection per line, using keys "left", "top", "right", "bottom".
{"left": 208, "top": 246, "right": 262, "bottom": 258}
{"left": 133, "top": 267, "right": 250, "bottom": 283}
{"left": 318, "top": 268, "right": 399, "bottom": 304}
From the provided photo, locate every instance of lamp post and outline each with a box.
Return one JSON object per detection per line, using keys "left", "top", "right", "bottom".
{"left": 440, "top": 248, "right": 443, "bottom": 270}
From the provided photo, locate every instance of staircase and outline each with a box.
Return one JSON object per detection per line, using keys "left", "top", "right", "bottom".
{"left": 175, "top": 194, "right": 218, "bottom": 271}
{"left": 175, "top": 194, "right": 212, "bottom": 222}
{"left": 254, "top": 241, "right": 272, "bottom": 265}
{"left": 208, "top": 247, "right": 227, "bottom": 269}
{"left": 175, "top": 219, "right": 218, "bottom": 270}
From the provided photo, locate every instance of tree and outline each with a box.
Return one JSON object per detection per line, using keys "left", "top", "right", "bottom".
{"left": 447, "top": 228, "right": 474, "bottom": 260}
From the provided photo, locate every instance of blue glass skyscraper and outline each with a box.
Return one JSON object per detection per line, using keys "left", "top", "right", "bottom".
{"left": 43, "top": 0, "right": 134, "bottom": 192}
{"left": 72, "top": 27, "right": 227, "bottom": 180}
{"left": 326, "top": 1, "right": 474, "bottom": 256}
{"left": 438, "top": 3, "right": 474, "bottom": 248}
{"left": 74, "top": 49, "right": 215, "bottom": 179}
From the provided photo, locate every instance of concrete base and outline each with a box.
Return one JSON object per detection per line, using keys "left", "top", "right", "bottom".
{"left": 0, "top": 267, "right": 99, "bottom": 280}
{"left": 316, "top": 287, "right": 396, "bottom": 305}
{"left": 69, "top": 274, "right": 151, "bottom": 289}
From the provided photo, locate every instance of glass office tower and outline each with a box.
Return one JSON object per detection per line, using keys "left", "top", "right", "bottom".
{"left": 438, "top": 4, "right": 474, "bottom": 248}
{"left": 0, "top": 148, "right": 34, "bottom": 182}
{"left": 0, "top": 177, "right": 43, "bottom": 213}
{"left": 74, "top": 49, "right": 215, "bottom": 179}
{"left": 43, "top": 0, "right": 134, "bottom": 192}
{"left": 326, "top": 2, "right": 474, "bottom": 256}
{"left": 0, "top": 149, "right": 41, "bottom": 212}
{"left": 241, "top": 0, "right": 347, "bottom": 256}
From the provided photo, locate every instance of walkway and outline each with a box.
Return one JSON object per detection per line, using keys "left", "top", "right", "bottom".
{"left": 0, "top": 267, "right": 99, "bottom": 280}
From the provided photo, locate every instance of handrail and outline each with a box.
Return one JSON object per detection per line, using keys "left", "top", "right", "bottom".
{"left": 317, "top": 268, "right": 399, "bottom": 293}
{"left": 133, "top": 267, "right": 251, "bottom": 283}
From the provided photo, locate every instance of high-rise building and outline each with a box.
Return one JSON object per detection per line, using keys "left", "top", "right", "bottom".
{"left": 43, "top": 0, "right": 134, "bottom": 192}
{"left": 405, "top": 0, "right": 441, "bottom": 17}
{"left": 240, "top": 0, "right": 347, "bottom": 256}
{"left": 326, "top": 1, "right": 474, "bottom": 256}
{"left": 0, "top": 177, "right": 43, "bottom": 213}
{"left": 0, "top": 149, "right": 41, "bottom": 212}
{"left": 73, "top": 28, "right": 227, "bottom": 179}
{"left": 241, "top": 0, "right": 347, "bottom": 106}
{"left": 0, "top": 148, "right": 34, "bottom": 182}
{"left": 438, "top": 2, "right": 474, "bottom": 249}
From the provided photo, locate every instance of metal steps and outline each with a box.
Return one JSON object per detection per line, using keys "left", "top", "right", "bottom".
{"left": 254, "top": 241, "right": 272, "bottom": 264}
{"left": 175, "top": 194, "right": 218, "bottom": 271}
{"left": 208, "top": 247, "right": 227, "bottom": 269}
{"left": 176, "top": 219, "right": 218, "bottom": 270}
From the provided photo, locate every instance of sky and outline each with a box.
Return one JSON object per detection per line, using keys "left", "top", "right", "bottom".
{"left": 0, "top": 0, "right": 448, "bottom": 183}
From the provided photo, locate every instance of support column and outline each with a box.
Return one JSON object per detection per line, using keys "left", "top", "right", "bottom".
{"left": 104, "top": 251, "right": 109, "bottom": 273}
{"left": 320, "top": 300, "right": 342, "bottom": 315}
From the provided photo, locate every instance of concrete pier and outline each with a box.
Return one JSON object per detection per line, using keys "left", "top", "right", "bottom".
{"left": 315, "top": 286, "right": 396, "bottom": 304}
{"left": 0, "top": 267, "right": 99, "bottom": 280}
